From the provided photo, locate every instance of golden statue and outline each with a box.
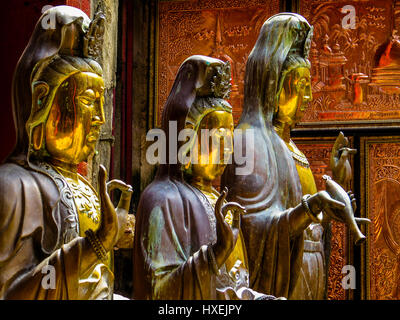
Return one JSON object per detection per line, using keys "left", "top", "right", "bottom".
{"left": 0, "top": 6, "right": 132, "bottom": 299}
{"left": 133, "top": 55, "right": 276, "bottom": 300}
{"left": 221, "top": 13, "right": 368, "bottom": 299}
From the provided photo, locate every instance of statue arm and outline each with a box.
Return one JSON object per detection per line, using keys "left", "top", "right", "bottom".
{"left": 288, "top": 192, "right": 346, "bottom": 238}
{"left": 2, "top": 231, "right": 112, "bottom": 300}
{"left": 3, "top": 237, "right": 84, "bottom": 299}
{"left": 288, "top": 202, "right": 315, "bottom": 237}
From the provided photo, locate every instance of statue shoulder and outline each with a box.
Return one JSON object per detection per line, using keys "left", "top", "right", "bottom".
{"left": 138, "top": 179, "right": 184, "bottom": 212}
{"left": 0, "top": 162, "right": 58, "bottom": 216}
{"left": 0, "top": 163, "right": 38, "bottom": 243}
{"left": 0, "top": 162, "right": 31, "bottom": 196}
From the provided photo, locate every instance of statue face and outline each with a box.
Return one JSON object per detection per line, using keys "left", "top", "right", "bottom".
{"left": 45, "top": 72, "right": 105, "bottom": 164}
{"left": 276, "top": 66, "right": 312, "bottom": 128}
{"left": 190, "top": 110, "right": 234, "bottom": 183}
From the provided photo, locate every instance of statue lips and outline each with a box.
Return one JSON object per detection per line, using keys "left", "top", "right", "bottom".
{"left": 87, "top": 128, "right": 100, "bottom": 143}
{"left": 323, "top": 175, "right": 370, "bottom": 245}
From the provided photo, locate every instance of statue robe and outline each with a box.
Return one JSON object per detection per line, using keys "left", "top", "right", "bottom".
{"left": 132, "top": 55, "right": 274, "bottom": 300}
{"left": 221, "top": 115, "right": 304, "bottom": 298}
{"left": 133, "top": 177, "right": 221, "bottom": 300}
{"left": 288, "top": 151, "right": 330, "bottom": 300}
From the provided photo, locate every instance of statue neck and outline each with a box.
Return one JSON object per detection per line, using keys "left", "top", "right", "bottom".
{"left": 190, "top": 176, "right": 213, "bottom": 193}
{"left": 49, "top": 158, "right": 79, "bottom": 182}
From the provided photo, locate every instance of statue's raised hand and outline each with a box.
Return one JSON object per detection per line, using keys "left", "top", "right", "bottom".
{"left": 212, "top": 187, "right": 246, "bottom": 268}
{"left": 97, "top": 165, "right": 132, "bottom": 251}
{"left": 107, "top": 178, "right": 133, "bottom": 245}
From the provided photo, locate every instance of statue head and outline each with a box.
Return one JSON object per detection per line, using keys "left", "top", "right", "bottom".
{"left": 242, "top": 13, "right": 313, "bottom": 124}
{"left": 183, "top": 97, "right": 233, "bottom": 185}
{"left": 175, "top": 58, "right": 233, "bottom": 185}
{"left": 24, "top": 7, "right": 106, "bottom": 166}
{"left": 273, "top": 55, "right": 312, "bottom": 130}
{"left": 157, "top": 55, "right": 232, "bottom": 181}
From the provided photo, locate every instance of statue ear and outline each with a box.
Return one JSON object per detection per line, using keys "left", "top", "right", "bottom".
{"left": 31, "top": 82, "right": 50, "bottom": 151}
{"left": 32, "top": 81, "right": 49, "bottom": 113}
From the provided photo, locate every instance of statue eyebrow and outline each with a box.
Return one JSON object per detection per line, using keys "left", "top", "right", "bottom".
{"left": 79, "top": 89, "right": 96, "bottom": 98}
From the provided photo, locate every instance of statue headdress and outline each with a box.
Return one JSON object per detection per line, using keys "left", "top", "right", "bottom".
{"left": 186, "top": 60, "right": 232, "bottom": 129}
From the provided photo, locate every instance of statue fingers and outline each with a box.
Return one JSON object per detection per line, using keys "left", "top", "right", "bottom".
{"left": 319, "top": 191, "right": 345, "bottom": 210}
{"left": 215, "top": 187, "right": 228, "bottom": 215}
{"left": 347, "top": 191, "right": 357, "bottom": 211}
{"left": 221, "top": 202, "right": 245, "bottom": 218}
{"left": 355, "top": 217, "right": 371, "bottom": 224}
{"left": 99, "top": 165, "right": 109, "bottom": 204}
{"left": 107, "top": 179, "right": 133, "bottom": 194}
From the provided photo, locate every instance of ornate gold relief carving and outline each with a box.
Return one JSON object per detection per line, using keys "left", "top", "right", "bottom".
{"left": 157, "top": 0, "right": 280, "bottom": 125}
{"left": 300, "top": 0, "right": 400, "bottom": 127}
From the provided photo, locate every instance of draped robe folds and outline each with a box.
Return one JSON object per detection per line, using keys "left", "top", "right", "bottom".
{"left": 133, "top": 178, "right": 220, "bottom": 300}
{"left": 0, "top": 162, "right": 113, "bottom": 300}
{"left": 221, "top": 118, "right": 304, "bottom": 298}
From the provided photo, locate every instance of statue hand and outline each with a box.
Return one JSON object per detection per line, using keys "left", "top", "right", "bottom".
{"left": 96, "top": 165, "right": 120, "bottom": 251}
{"left": 330, "top": 132, "right": 357, "bottom": 187}
{"left": 348, "top": 190, "right": 357, "bottom": 212}
{"left": 114, "top": 214, "right": 136, "bottom": 249}
{"left": 107, "top": 179, "right": 133, "bottom": 244}
{"left": 212, "top": 187, "right": 246, "bottom": 268}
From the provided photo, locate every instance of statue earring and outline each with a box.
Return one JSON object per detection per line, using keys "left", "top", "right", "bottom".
{"left": 32, "top": 124, "right": 44, "bottom": 151}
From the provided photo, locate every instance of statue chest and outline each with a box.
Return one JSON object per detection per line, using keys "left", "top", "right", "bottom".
{"left": 62, "top": 175, "right": 101, "bottom": 237}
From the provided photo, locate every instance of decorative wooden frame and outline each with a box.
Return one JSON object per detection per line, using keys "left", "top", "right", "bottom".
{"left": 360, "top": 136, "right": 400, "bottom": 300}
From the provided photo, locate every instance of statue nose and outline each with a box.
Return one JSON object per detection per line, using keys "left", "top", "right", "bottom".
{"left": 92, "top": 115, "right": 105, "bottom": 125}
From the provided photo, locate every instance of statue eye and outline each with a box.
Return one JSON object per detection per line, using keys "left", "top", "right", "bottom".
{"left": 79, "top": 97, "right": 94, "bottom": 105}
{"left": 297, "top": 79, "right": 307, "bottom": 90}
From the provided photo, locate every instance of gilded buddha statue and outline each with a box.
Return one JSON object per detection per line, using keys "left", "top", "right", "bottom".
{"left": 220, "top": 13, "right": 360, "bottom": 299}
{"left": 0, "top": 6, "right": 132, "bottom": 299}
{"left": 133, "top": 55, "right": 275, "bottom": 300}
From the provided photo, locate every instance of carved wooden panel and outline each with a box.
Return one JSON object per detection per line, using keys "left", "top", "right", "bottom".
{"left": 157, "top": 0, "right": 280, "bottom": 125}
{"left": 294, "top": 137, "right": 352, "bottom": 300}
{"left": 299, "top": 0, "right": 400, "bottom": 127}
{"left": 361, "top": 137, "right": 400, "bottom": 299}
